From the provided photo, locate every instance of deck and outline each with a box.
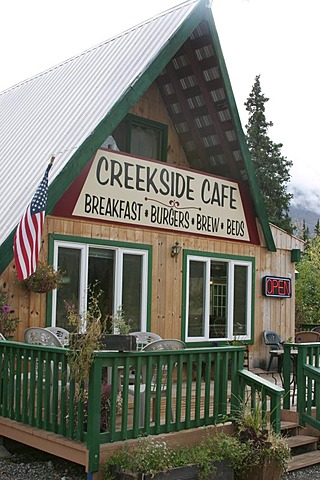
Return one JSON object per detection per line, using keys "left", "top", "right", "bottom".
{"left": 0, "top": 341, "right": 319, "bottom": 478}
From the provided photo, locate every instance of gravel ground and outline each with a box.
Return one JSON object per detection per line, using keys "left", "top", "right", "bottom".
{"left": 0, "top": 438, "right": 319, "bottom": 479}
{"left": 0, "top": 439, "right": 87, "bottom": 480}
{"left": 283, "top": 466, "right": 320, "bottom": 479}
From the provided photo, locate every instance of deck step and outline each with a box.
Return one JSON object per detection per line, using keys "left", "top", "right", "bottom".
{"left": 286, "top": 434, "right": 318, "bottom": 450}
{"left": 281, "top": 420, "right": 299, "bottom": 431}
{"left": 287, "top": 450, "right": 320, "bottom": 471}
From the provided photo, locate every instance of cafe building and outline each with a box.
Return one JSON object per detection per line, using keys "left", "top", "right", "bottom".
{"left": 0, "top": 0, "right": 303, "bottom": 368}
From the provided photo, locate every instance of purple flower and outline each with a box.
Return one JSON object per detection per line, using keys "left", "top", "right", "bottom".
{"left": 2, "top": 305, "right": 10, "bottom": 314}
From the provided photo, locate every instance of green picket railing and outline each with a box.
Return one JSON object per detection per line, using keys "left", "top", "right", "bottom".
{"left": 0, "top": 341, "right": 284, "bottom": 474}
{"left": 283, "top": 342, "right": 320, "bottom": 430}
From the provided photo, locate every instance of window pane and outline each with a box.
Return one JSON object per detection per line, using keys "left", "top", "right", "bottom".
{"left": 56, "top": 248, "right": 81, "bottom": 329}
{"left": 122, "top": 254, "right": 142, "bottom": 331}
{"left": 210, "top": 261, "right": 227, "bottom": 338}
{"left": 188, "top": 261, "right": 206, "bottom": 336}
{"left": 233, "top": 265, "right": 248, "bottom": 337}
{"left": 131, "top": 124, "right": 160, "bottom": 160}
{"left": 88, "top": 248, "right": 114, "bottom": 327}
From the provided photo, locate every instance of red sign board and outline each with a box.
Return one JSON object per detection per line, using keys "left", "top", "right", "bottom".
{"left": 262, "top": 276, "right": 291, "bottom": 298}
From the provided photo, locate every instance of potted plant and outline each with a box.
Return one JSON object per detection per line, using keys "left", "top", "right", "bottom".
{"left": 66, "top": 284, "right": 105, "bottom": 389}
{"left": 102, "top": 436, "right": 234, "bottom": 480}
{"left": 0, "top": 285, "right": 20, "bottom": 338}
{"left": 102, "top": 398, "right": 291, "bottom": 480}
{"left": 100, "top": 307, "right": 136, "bottom": 351}
{"left": 220, "top": 401, "right": 291, "bottom": 480}
{"left": 21, "top": 261, "right": 64, "bottom": 293}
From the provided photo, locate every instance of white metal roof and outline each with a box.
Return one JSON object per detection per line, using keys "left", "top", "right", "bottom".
{"left": 0, "top": 0, "right": 199, "bottom": 246}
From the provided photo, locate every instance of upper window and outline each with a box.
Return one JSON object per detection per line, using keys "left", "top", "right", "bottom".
{"left": 185, "top": 254, "right": 253, "bottom": 343}
{"left": 112, "top": 114, "right": 168, "bottom": 162}
{"left": 51, "top": 239, "right": 150, "bottom": 332}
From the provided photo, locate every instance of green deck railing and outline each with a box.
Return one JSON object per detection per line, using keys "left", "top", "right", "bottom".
{"left": 0, "top": 341, "right": 283, "bottom": 474}
{"left": 237, "top": 369, "right": 284, "bottom": 433}
{"left": 283, "top": 342, "right": 320, "bottom": 429}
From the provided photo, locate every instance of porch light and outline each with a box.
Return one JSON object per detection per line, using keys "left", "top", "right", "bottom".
{"left": 171, "top": 242, "right": 181, "bottom": 261}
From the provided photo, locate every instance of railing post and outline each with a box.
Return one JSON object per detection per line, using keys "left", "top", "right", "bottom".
{"left": 282, "top": 343, "right": 292, "bottom": 410}
{"left": 86, "top": 354, "right": 103, "bottom": 474}
{"left": 296, "top": 345, "right": 307, "bottom": 424}
{"left": 230, "top": 348, "right": 245, "bottom": 418}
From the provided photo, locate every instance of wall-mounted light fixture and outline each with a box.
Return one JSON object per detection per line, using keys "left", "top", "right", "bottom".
{"left": 171, "top": 241, "right": 181, "bottom": 261}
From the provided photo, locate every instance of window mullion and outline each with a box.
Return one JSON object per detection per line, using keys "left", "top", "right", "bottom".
{"left": 227, "top": 261, "right": 234, "bottom": 339}
{"left": 114, "top": 249, "right": 123, "bottom": 317}
{"left": 80, "top": 244, "right": 89, "bottom": 331}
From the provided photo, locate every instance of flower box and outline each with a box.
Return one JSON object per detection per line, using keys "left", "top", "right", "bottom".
{"left": 69, "top": 333, "right": 136, "bottom": 351}
{"left": 100, "top": 334, "right": 136, "bottom": 351}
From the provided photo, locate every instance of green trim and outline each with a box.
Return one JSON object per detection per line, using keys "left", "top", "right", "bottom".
{"left": 45, "top": 236, "right": 55, "bottom": 326}
{"left": 0, "top": 0, "right": 276, "bottom": 277}
{"left": 181, "top": 250, "right": 188, "bottom": 341}
{"left": 183, "top": 249, "right": 254, "bottom": 262}
{"left": 125, "top": 114, "right": 168, "bottom": 162}
{"left": 0, "top": 231, "right": 14, "bottom": 276}
{"left": 181, "top": 249, "right": 255, "bottom": 343}
{"left": 206, "top": 14, "right": 276, "bottom": 252}
{"left": 46, "top": 234, "right": 152, "bottom": 329}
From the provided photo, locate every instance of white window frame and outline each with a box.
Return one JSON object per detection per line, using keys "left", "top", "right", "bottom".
{"left": 51, "top": 240, "right": 149, "bottom": 331}
{"left": 185, "top": 255, "right": 252, "bottom": 343}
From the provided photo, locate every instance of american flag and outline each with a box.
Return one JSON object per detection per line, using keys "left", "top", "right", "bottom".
{"left": 14, "top": 157, "right": 54, "bottom": 281}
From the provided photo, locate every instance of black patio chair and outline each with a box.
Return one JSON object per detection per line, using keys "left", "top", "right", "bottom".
{"left": 262, "top": 330, "right": 283, "bottom": 372}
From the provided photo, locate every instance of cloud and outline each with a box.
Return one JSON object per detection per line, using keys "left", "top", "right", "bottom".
{"left": 290, "top": 185, "right": 320, "bottom": 215}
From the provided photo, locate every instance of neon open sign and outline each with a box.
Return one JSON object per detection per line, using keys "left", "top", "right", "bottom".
{"left": 262, "top": 276, "right": 292, "bottom": 298}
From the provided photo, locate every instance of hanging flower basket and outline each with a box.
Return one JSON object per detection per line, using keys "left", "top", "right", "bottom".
{"left": 21, "top": 261, "right": 65, "bottom": 293}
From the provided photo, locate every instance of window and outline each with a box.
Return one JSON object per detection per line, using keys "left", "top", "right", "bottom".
{"left": 111, "top": 114, "right": 168, "bottom": 162}
{"left": 51, "top": 239, "right": 149, "bottom": 332}
{"left": 185, "top": 254, "right": 253, "bottom": 342}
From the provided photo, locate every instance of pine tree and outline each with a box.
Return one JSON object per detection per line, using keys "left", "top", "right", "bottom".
{"left": 296, "top": 232, "right": 320, "bottom": 326}
{"left": 303, "top": 220, "right": 310, "bottom": 243}
{"left": 245, "top": 75, "right": 293, "bottom": 233}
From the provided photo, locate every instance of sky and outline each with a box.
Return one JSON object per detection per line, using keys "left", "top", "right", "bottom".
{"left": 1, "top": 0, "right": 319, "bottom": 212}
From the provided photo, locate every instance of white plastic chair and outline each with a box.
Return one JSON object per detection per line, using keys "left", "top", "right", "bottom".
{"left": 24, "top": 327, "right": 67, "bottom": 412}
{"left": 124, "top": 339, "right": 186, "bottom": 427}
{"left": 46, "top": 326, "right": 70, "bottom": 346}
{"left": 24, "top": 327, "right": 63, "bottom": 347}
{"left": 129, "top": 331, "right": 162, "bottom": 350}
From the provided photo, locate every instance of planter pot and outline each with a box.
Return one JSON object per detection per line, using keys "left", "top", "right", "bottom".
{"left": 21, "top": 262, "right": 64, "bottom": 293}
{"left": 100, "top": 334, "right": 136, "bottom": 351}
{"left": 69, "top": 333, "right": 136, "bottom": 351}
{"left": 245, "top": 460, "right": 283, "bottom": 480}
{"left": 23, "top": 283, "right": 57, "bottom": 293}
{"left": 112, "top": 460, "right": 233, "bottom": 480}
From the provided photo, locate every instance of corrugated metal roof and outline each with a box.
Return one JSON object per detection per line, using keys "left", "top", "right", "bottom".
{"left": 0, "top": 0, "right": 200, "bottom": 246}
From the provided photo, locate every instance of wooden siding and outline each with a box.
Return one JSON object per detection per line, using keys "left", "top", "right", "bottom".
{"left": 130, "top": 83, "right": 190, "bottom": 168}
{"left": 0, "top": 83, "right": 304, "bottom": 368}
{"left": 2, "top": 217, "right": 303, "bottom": 368}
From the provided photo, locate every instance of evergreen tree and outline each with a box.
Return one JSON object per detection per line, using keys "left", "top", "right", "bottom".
{"left": 295, "top": 232, "right": 320, "bottom": 327}
{"left": 245, "top": 75, "right": 293, "bottom": 233}
{"left": 303, "top": 220, "right": 310, "bottom": 243}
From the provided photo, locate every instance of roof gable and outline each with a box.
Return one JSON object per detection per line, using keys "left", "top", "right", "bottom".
{"left": 0, "top": 0, "right": 275, "bottom": 274}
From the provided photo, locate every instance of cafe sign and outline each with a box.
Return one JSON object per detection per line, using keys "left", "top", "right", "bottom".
{"left": 73, "top": 150, "right": 250, "bottom": 241}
